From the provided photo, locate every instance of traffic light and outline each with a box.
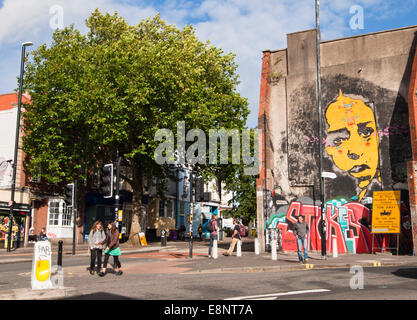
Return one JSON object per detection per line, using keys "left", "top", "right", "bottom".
{"left": 64, "top": 183, "right": 74, "bottom": 207}
{"left": 100, "top": 163, "right": 114, "bottom": 198}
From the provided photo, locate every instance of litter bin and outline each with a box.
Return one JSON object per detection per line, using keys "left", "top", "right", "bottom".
{"left": 169, "top": 229, "right": 178, "bottom": 241}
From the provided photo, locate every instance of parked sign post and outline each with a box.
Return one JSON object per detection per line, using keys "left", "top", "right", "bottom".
{"left": 371, "top": 190, "right": 401, "bottom": 254}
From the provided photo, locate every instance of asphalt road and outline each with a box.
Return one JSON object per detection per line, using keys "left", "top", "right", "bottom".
{"left": 2, "top": 253, "right": 417, "bottom": 300}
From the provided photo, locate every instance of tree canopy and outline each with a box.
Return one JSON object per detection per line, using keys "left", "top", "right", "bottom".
{"left": 22, "top": 10, "right": 249, "bottom": 241}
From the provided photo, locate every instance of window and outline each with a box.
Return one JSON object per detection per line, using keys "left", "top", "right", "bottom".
{"left": 62, "top": 206, "right": 72, "bottom": 226}
{"left": 166, "top": 199, "right": 174, "bottom": 218}
{"left": 48, "top": 201, "right": 60, "bottom": 226}
{"left": 48, "top": 200, "right": 72, "bottom": 227}
{"left": 159, "top": 199, "right": 174, "bottom": 218}
{"left": 159, "top": 200, "right": 165, "bottom": 217}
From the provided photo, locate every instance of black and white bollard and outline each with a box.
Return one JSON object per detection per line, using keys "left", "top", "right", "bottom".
{"left": 161, "top": 229, "right": 167, "bottom": 247}
{"left": 57, "top": 240, "right": 63, "bottom": 270}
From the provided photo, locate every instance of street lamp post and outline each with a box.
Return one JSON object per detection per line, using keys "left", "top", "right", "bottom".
{"left": 7, "top": 41, "right": 33, "bottom": 252}
{"left": 315, "top": 1, "right": 326, "bottom": 259}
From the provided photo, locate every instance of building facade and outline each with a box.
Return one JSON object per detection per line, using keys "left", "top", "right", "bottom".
{"left": 257, "top": 26, "right": 417, "bottom": 254}
{"left": 0, "top": 93, "right": 32, "bottom": 248}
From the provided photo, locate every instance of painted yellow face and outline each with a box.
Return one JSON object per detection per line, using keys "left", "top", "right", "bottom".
{"left": 325, "top": 91, "right": 379, "bottom": 198}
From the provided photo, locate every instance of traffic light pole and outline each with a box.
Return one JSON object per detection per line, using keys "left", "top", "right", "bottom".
{"left": 115, "top": 156, "right": 122, "bottom": 232}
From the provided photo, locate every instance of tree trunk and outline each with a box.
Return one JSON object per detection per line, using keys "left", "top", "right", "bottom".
{"left": 128, "top": 160, "right": 143, "bottom": 246}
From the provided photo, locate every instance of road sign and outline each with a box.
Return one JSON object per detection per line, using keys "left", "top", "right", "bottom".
{"left": 372, "top": 191, "right": 401, "bottom": 234}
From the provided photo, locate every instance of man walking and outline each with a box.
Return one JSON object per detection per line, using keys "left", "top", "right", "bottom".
{"left": 208, "top": 214, "right": 218, "bottom": 258}
{"left": 292, "top": 215, "right": 309, "bottom": 264}
{"left": 223, "top": 218, "right": 241, "bottom": 256}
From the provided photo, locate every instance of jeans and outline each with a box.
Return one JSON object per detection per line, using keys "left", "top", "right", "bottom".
{"left": 296, "top": 237, "right": 308, "bottom": 262}
{"left": 90, "top": 248, "right": 102, "bottom": 270}
{"left": 208, "top": 234, "right": 217, "bottom": 256}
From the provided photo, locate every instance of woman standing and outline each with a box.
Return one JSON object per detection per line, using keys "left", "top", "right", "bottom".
{"left": 98, "top": 222, "right": 123, "bottom": 276}
{"left": 88, "top": 221, "right": 106, "bottom": 275}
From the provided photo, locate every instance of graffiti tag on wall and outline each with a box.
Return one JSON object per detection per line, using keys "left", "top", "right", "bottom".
{"left": 267, "top": 199, "right": 412, "bottom": 254}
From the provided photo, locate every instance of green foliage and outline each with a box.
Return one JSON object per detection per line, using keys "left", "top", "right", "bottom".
{"left": 224, "top": 166, "right": 257, "bottom": 225}
{"left": 22, "top": 10, "right": 249, "bottom": 194}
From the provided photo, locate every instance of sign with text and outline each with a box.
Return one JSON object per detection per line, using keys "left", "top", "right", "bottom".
{"left": 31, "top": 241, "right": 53, "bottom": 289}
{"left": 372, "top": 191, "right": 401, "bottom": 234}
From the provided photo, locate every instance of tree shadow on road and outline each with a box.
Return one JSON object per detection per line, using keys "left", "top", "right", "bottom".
{"left": 61, "top": 292, "right": 137, "bottom": 300}
{"left": 391, "top": 267, "right": 417, "bottom": 280}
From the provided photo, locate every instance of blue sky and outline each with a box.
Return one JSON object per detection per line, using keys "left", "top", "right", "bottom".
{"left": 0, "top": 0, "right": 416, "bottom": 128}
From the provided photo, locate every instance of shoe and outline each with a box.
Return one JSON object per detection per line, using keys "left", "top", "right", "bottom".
{"left": 300, "top": 260, "right": 305, "bottom": 264}
{"left": 98, "top": 271, "right": 105, "bottom": 277}
{"left": 223, "top": 252, "right": 230, "bottom": 256}
{"left": 89, "top": 269, "right": 95, "bottom": 275}
{"left": 116, "top": 270, "right": 123, "bottom": 276}
{"left": 305, "top": 259, "right": 309, "bottom": 263}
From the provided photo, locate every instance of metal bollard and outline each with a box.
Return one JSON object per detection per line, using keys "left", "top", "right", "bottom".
{"left": 57, "top": 240, "right": 63, "bottom": 269}
{"left": 213, "top": 240, "right": 218, "bottom": 259}
{"left": 255, "top": 238, "right": 260, "bottom": 255}
{"left": 237, "top": 240, "right": 242, "bottom": 257}
{"left": 271, "top": 240, "right": 277, "bottom": 260}
{"left": 332, "top": 237, "right": 338, "bottom": 258}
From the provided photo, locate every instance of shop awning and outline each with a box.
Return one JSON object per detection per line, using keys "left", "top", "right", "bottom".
{"left": 0, "top": 201, "right": 31, "bottom": 214}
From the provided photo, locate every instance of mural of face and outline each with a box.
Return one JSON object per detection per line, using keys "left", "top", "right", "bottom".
{"left": 325, "top": 90, "right": 380, "bottom": 200}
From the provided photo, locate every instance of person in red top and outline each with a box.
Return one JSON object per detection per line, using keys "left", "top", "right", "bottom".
{"left": 208, "top": 214, "right": 218, "bottom": 258}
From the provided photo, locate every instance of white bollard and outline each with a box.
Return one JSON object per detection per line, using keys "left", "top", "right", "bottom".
{"left": 213, "top": 240, "right": 218, "bottom": 259}
{"left": 271, "top": 240, "right": 277, "bottom": 260}
{"left": 332, "top": 237, "right": 338, "bottom": 258}
{"left": 237, "top": 240, "right": 242, "bottom": 257}
{"left": 255, "top": 238, "right": 260, "bottom": 255}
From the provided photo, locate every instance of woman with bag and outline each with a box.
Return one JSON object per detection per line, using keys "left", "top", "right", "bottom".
{"left": 88, "top": 221, "right": 106, "bottom": 275}
{"left": 98, "top": 222, "right": 123, "bottom": 276}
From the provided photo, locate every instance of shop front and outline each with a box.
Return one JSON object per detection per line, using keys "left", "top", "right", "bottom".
{"left": 0, "top": 201, "right": 31, "bottom": 249}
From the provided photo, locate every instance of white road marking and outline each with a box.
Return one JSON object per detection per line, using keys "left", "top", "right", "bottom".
{"left": 225, "top": 288, "right": 331, "bottom": 300}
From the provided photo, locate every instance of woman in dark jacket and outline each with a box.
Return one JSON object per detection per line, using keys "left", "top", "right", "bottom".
{"left": 98, "top": 222, "right": 123, "bottom": 276}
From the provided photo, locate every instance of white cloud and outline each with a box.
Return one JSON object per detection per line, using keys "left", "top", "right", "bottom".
{"left": 0, "top": 0, "right": 389, "bottom": 128}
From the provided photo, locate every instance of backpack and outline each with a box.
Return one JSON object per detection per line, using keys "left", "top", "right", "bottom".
{"left": 207, "top": 220, "right": 214, "bottom": 232}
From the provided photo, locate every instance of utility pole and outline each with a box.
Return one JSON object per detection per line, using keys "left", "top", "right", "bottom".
{"left": 315, "top": 0, "right": 326, "bottom": 259}
{"left": 72, "top": 181, "right": 77, "bottom": 255}
{"left": 189, "top": 170, "right": 194, "bottom": 258}
{"left": 7, "top": 41, "right": 33, "bottom": 252}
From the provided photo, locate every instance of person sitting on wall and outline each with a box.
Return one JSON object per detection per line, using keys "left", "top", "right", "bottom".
{"left": 39, "top": 227, "right": 48, "bottom": 241}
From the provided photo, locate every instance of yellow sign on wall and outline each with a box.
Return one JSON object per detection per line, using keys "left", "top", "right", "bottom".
{"left": 372, "top": 191, "right": 401, "bottom": 234}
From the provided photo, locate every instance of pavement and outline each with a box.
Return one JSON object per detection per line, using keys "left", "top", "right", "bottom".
{"left": 0, "top": 237, "right": 416, "bottom": 299}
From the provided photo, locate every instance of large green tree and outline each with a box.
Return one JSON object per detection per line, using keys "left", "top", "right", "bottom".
{"left": 22, "top": 10, "right": 248, "bottom": 243}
